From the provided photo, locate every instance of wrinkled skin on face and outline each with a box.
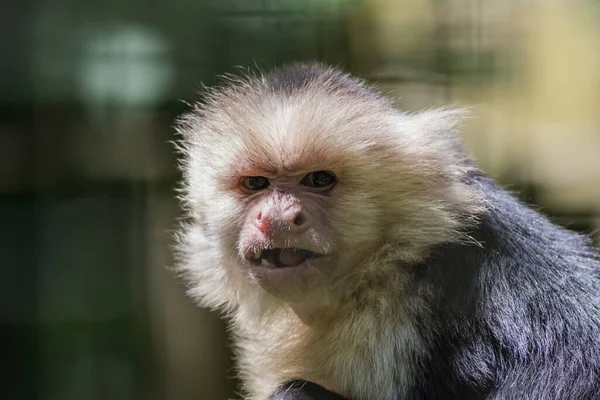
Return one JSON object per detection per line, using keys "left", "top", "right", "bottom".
{"left": 237, "top": 175, "right": 338, "bottom": 302}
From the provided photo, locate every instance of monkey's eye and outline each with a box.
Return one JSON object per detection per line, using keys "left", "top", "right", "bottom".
{"left": 301, "top": 171, "right": 336, "bottom": 190}
{"left": 241, "top": 176, "right": 270, "bottom": 191}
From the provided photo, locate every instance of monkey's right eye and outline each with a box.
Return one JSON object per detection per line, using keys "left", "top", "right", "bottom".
{"left": 241, "top": 176, "right": 270, "bottom": 191}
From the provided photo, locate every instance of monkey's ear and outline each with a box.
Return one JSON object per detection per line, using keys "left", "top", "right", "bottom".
{"left": 395, "top": 107, "right": 472, "bottom": 162}
{"left": 268, "top": 380, "right": 347, "bottom": 400}
{"left": 415, "top": 107, "right": 471, "bottom": 135}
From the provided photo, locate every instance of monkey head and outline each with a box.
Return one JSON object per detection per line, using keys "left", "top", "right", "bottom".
{"left": 175, "top": 63, "right": 482, "bottom": 312}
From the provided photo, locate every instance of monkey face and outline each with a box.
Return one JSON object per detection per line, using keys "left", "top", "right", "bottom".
{"left": 232, "top": 167, "right": 392, "bottom": 302}
{"left": 178, "top": 90, "right": 393, "bottom": 303}
{"left": 182, "top": 131, "right": 393, "bottom": 303}
{"left": 177, "top": 65, "right": 482, "bottom": 309}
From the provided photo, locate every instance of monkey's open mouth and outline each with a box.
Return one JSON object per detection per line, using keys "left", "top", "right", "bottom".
{"left": 249, "top": 248, "right": 323, "bottom": 268}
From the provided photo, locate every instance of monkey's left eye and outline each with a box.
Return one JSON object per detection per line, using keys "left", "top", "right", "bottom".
{"left": 241, "top": 176, "right": 270, "bottom": 191}
{"left": 301, "top": 171, "right": 336, "bottom": 190}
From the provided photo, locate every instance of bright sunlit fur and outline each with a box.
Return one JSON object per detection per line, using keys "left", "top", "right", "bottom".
{"left": 174, "top": 63, "right": 485, "bottom": 399}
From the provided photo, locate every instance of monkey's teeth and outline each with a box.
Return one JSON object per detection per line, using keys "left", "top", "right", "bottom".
{"left": 260, "top": 258, "right": 270, "bottom": 267}
{"left": 253, "top": 251, "right": 262, "bottom": 260}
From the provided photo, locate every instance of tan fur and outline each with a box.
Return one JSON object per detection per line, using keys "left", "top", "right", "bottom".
{"left": 174, "top": 64, "right": 484, "bottom": 399}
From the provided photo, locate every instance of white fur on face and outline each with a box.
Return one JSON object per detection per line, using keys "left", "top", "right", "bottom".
{"left": 174, "top": 64, "right": 484, "bottom": 399}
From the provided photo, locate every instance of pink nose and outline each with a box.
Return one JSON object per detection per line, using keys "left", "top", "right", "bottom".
{"left": 256, "top": 211, "right": 272, "bottom": 234}
{"left": 256, "top": 208, "right": 307, "bottom": 234}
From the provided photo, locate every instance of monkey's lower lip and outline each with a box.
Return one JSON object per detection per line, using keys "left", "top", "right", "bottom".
{"left": 248, "top": 248, "right": 324, "bottom": 269}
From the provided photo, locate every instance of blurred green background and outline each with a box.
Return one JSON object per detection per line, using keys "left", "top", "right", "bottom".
{"left": 2, "top": 0, "right": 599, "bottom": 399}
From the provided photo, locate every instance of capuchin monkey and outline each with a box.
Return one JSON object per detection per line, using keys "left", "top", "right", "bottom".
{"left": 174, "top": 62, "right": 600, "bottom": 400}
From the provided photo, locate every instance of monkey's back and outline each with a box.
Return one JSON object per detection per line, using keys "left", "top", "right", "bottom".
{"left": 413, "top": 174, "right": 600, "bottom": 400}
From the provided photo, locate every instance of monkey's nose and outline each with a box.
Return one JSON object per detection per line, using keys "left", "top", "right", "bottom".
{"left": 256, "top": 209, "right": 308, "bottom": 234}
{"left": 292, "top": 211, "right": 307, "bottom": 228}
{"left": 256, "top": 211, "right": 272, "bottom": 234}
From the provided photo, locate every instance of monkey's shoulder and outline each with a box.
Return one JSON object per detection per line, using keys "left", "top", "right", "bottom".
{"left": 415, "top": 175, "right": 600, "bottom": 399}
